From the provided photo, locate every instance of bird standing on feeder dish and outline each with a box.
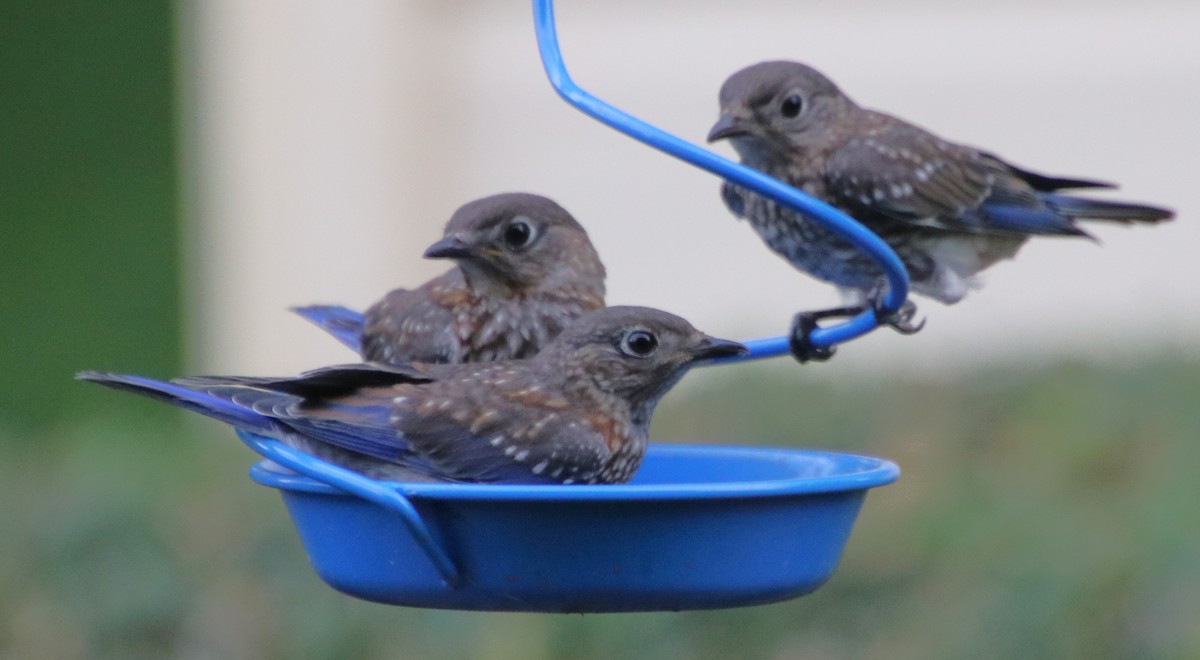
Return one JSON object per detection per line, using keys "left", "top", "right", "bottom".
{"left": 294, "top": 192, "right": 607, "bottom": 365}
{"left": 80, "top": 306, "right": 746, "bottom": 484}
{"left": 707, "top": 60, "right": 1173, "bottom": 362}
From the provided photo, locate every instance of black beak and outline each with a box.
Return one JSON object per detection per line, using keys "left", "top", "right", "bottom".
{"left": 707, "top": 114, "right": 750, "bottom": 142}
{"left": 423, "top": 235, "right": 473, "bottom": 260}
{"left": 692, "top": 336, "right": 749, "bottom": 362}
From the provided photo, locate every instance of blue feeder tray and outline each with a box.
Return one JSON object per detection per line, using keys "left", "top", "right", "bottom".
{"left": 225, "top": 0, "right": 914, "bottom": 612}
{"left": 244, "top": 433, "right": 899, "bottom": 612}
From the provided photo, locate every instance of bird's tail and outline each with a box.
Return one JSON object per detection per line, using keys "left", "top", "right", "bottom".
{"left": 76, "top": 371, "right": 281, "bottom": 435}
{"left": 1043, "top": 193, "right": 1175, "bottom": 225}
{"left": 290, "top": 305, "right": 365, "bottom": 352}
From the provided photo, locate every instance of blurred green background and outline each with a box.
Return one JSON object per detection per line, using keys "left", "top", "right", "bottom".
{"left": 2, "top": 2, "right": 1197, "bottom": 659}
{"left": 0, "top": 0, "right": 181, "bottom": 428}
{"left": 4, "top": 364, "right": 1198, "bottom": 659}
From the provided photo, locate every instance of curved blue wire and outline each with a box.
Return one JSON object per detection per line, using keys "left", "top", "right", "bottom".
{"left": 531, "top": 0, "right": 911, "bottom": 360}
{"left": 237, "top": 430, "right": 462, "bottom": 587}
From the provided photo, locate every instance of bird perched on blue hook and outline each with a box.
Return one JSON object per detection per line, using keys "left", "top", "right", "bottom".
{"left": 293, "top": 192, "right": 607, "bottom": 365}
{"left": 80, "top": 306, "right": 745, "bottom": 484}
{"left": 708, "top": 60, "right": 1173, "bottom": 360}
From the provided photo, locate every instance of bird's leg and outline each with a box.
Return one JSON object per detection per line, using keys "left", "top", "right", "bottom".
{"left": 788, "top": 306, "right": 862, "bottom": 363}
{"left": 866, "top": 281, "right": 925, "bottom": 335}
{"left": 790, "top": 288, "right": 924, "bottom": 362}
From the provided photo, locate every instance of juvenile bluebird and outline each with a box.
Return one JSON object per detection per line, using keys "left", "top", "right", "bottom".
{"left": 294, "top": 192, "right": 607, "bottom": 365}
{"left": 707, "top": 60, "right": 1174, "bottom": 361}
{"left": 79, "top": 306, "right": 745, "bottom": 484}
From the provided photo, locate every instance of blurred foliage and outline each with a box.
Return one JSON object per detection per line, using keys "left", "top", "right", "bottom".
{"left": 0, "top": 0, "right": 181, "bottom": 427}
{"left": 4, "top": 358, "right": 1197, "bottom": 660}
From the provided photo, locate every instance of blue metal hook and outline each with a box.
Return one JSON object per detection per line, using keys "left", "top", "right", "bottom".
{"left": 237, "top": 430, "right": 463, "bottom": 587}
{"left": 531, "top": 0, "right": 911, "bottom": 359}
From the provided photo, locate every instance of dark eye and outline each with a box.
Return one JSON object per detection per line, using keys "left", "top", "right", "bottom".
{"left": 620, "top": 330, "right": 658, "bottom": 358}
{"left": 780, "top": 94, "right": 804, "bottom": 119}
{"left": 502, "top": 220, "right": 534, "bottom": 250}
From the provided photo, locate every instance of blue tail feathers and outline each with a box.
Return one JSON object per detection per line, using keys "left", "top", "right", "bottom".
{"left": 76, "top": 370, "right": 420, "bottom": 468}
{"left": 981, "top": 191, "right": 1173, "bottom": 238}
{"left": 75, "top": 372, "right": 282, "bottom": 435}
{"left": 1042, "top": 193, "right": 1174, "bottom": 225}
{"left": 291, "top": 305, "right": 365, "bottom": 353}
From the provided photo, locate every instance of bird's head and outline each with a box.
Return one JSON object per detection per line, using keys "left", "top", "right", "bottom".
{"left": 539, "top": 306, "right": 746, "bottom": 423}
{"left": 424, "top": 192, "right": 606, "bottom": 297}
{"left": 707, "top": 60, "right": 853, "bottom": 161}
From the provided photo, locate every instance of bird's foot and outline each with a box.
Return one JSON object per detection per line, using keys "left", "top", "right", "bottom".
{"left": 789, "top": 296, "right": 924, "bottom": 362}
{"left": 788, "top": 306, "right": 862, "bottom": 363}
{"left": 862, "top": 280, "right": 925, "bottom": 335}
{"left": 870, "top": 296, "right": 925, "bottom": 335}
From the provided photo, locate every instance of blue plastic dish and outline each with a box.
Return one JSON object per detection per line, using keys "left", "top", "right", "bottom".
{"left": 244, "top": 433, "right": 898, "bottom": 613}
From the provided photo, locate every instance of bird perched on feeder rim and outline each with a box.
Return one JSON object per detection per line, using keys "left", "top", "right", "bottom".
{"left": 79, "top": 306, "right": 746, "bottom": 484}
{"left": 707, "top": 60, "right": 1174, "bottom": 362}
{"left": 293, "top": 192, "right": 607, "bottom": 365}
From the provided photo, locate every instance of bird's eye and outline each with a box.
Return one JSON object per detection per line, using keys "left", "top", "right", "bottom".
{"left": 502, "top": 220, "right": 535, "bottom": 250}
{"left": 620, "top": 330, "right": 658, "bottom": 358}
{"left": 780, "top": 94, "right": 804, "bottom": 119}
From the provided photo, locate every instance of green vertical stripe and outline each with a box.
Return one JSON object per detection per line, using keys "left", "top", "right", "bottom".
{"left": 0, "top": 1, "right": 180, "bottom": 428}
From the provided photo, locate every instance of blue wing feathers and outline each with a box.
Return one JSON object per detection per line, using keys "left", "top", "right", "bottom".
{"left": 973, "top": 203, "right": 1092, "bottom": 238}
{"left": 292, "top": 402, "right": 412, "bottom": 462}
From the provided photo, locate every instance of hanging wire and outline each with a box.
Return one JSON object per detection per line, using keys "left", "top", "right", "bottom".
{"left": 531, "top": 0, "right": 912, "bottom": 360}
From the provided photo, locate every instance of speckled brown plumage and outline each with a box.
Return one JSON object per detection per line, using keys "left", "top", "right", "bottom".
{"left": 709, "top": 60, "right": 1173, "bottom": 306}
{"left": 301, "top": 192, "right": 607, "bottom": 365}
{"left": 79, "top": 306, "right": 746, "bottom": 484}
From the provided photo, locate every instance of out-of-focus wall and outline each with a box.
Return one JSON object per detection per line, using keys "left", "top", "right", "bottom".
{"left": 183, "top": 0, "right": 1200, "bottom": 377}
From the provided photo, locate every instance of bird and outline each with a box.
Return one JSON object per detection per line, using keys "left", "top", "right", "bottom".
{"left": 707, "top": 60, "right": 1174, "bottom": 361}
{"left": 293, "top": 192, "right": 607, "bottom": 365}
{"left": 79, "top": 306, "right": 746, "bottom": 484}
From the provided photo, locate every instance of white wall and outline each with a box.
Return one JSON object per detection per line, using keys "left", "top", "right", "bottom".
{"left": 182, "top": 0, "right": 1200, "bottom": 378}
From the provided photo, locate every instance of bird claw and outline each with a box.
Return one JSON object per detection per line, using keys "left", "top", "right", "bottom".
{"left": 789, "top": 313, "right": 835, "bottom": 363}
{"left": 870, "top": 298, "right": 926, "bottom": 335}
{"left": 787, "top": 297, "right": 923, "bottom": 362}
{"left": 788, "top": 306, "right": 860, "bottom": 363}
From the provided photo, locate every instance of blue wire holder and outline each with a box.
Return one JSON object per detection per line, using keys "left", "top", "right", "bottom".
{"left": 230, "top": 1, "right": 913, "bottom": 595}
{"left": 532, "top": 0, "right": 911, "bottom": 361}
{"left": 237, "top": 430, "right": 463, "bottom": 587}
